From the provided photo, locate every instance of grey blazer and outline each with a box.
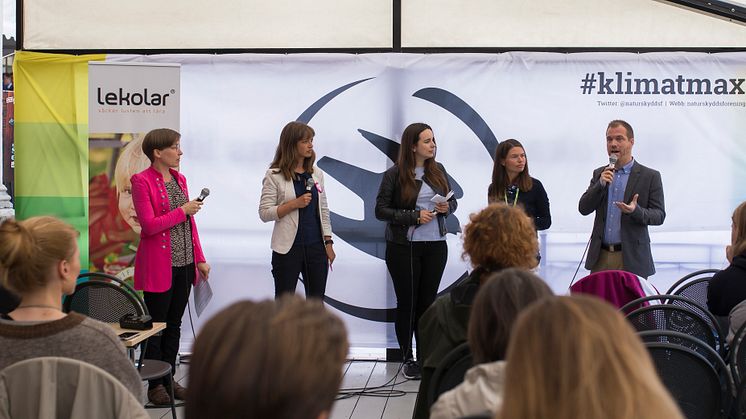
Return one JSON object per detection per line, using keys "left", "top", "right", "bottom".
{"left": 258, "top": 166, "right": 332, "bottom": 254}
{"left": 578, "top": 161, "right": 665, "bottom": 278}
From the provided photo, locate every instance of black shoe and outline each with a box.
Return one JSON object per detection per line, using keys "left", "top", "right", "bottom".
{"left": 402, "top": 359, "right": 421, "bottom": 380}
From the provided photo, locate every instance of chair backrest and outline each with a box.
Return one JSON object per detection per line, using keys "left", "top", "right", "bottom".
{"left": 622, "top": 294, "right": 725, "bottom": 357}
{"left": 639, "top": 330, "right": 725, "bottom": 371}
{"left": 0, "top": 357, "right": 148, "bottom": 419}
{"left": 730, "top": 322, "right": 746, "bottom": 387}
{"left": 665, "top": 269, "right": 720, "bottom": 295}
{"left": 646, "top": 342, "right": 732, "bottom": 419}
{"left": 569, "top": 270, "right": 647, "bottom": 309}
{"left": 428, "top": 342, "right": 473, "bottom": 408}
{"left": 626, "top": 304, "right": 721, "bottom": 355}
{"left": 729, "top": 301, "right": 746, "bottom": 346}
{"left": 669, "top": 278, "right": 713, "bottom": 312}
{"left": 735, "top": 379, "right": 746, "bottom": 419}
{"left": 76, "top": 272, "right": 147, "bottom": 314}
{"left": 63, "top": 280, "right": 144, "bottom": 323}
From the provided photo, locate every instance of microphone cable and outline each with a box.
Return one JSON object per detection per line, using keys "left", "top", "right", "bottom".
{"left": 568, "top": 235, "right": 592, "bottom": 290}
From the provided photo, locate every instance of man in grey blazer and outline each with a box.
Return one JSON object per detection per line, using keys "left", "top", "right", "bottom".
{"left": 579, "top": 120, "right": 665, "bottom": 278}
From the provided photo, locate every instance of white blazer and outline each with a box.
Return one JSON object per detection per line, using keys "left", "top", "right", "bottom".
{"left": 258, "top": 166, "right": 332, "bottom": 254}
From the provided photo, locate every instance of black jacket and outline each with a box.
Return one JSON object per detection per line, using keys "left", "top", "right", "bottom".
{"left": 707, "top": 254, "right": 746, "bottom": 316}
{"left": 375, "top": 163, "right": 458, "bottom": 245}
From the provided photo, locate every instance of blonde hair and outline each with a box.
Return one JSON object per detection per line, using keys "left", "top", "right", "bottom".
{"left": 0, "top": 216, "right": 78, "bottom": 294}
{"left": 114, "top": 133, "right": 150, "bottom": 194}
{"left": 186, "top": 295, "right": 348, "bottom": 419}
{"left": 462, "top": 203, "right": 538, "bottom": 270}
{"left": 498, "top": 295, "right": 683, "bottom": 419}
{"left": 731, "top": 201, "right": 746, "bottom": 258}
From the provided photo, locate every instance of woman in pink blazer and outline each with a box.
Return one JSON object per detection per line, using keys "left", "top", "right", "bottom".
{"left": 130, "top": 128, "right": 210, "bottom": 406}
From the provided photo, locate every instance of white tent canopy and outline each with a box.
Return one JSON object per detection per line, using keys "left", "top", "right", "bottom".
{"left": 20, "top": 0, "right": 746, "bottom": 50}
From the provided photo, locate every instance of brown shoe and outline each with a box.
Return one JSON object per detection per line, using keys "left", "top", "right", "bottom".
{"left": 147, "top": 384, "right": 172, "bottom": 406}
{"left": 170, "top": 381, "right": 187, "bottom": 400}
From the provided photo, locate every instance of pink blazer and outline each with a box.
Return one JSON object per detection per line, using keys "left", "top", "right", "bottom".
{"left": 131, "top": 166, "right": 206, "bottom": 293}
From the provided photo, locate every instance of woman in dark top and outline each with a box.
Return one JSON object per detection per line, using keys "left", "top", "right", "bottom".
{"left": 375, "top": 122, "right": 458, "bottom": 379}
{"left": 487, "top": 139, "right": 551, "bottom": 231}
{"left": 707, "top": 200, "right": 746, "bottom": 316}
{"left": 258, "top": 121, "right": 334, "bottom": 299}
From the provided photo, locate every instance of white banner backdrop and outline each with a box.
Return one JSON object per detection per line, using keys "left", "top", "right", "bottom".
{"left": 107, "top": 52, "right": 746, "bottom": 351}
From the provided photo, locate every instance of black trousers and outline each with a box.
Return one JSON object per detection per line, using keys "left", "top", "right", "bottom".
{"left": 385, "top": 240, "right": 448, "bottom": 361}
{"left": 143, "top": 263, "right": 194, "bottom": 388}
{"left": 272, "top": 242, "right": 328, "bottom": 299}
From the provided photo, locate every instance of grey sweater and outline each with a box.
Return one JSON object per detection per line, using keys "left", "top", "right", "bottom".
{"left": 0, "top": 312, "right": 143, "bottom": 401}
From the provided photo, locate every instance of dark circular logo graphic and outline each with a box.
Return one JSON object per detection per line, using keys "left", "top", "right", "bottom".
{"left": 297, "top": 78, "right": 499, "bottom": 322}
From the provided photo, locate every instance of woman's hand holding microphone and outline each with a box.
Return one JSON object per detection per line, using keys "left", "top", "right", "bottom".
{"left": 181, "top": 200, "right": 204, "bottom": 216}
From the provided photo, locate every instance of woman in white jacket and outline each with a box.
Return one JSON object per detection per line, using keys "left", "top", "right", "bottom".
{"left": 259, "top": 121, "right": 335, "bottom": 298}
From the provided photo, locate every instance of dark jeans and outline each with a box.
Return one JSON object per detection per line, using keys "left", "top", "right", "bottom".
{"left": 272, "top": 242, "right": 328, "bottom": 299}
{"left": 385, "top": 240, "right": 448, "bottom": 361}
{"left": 143, "top": 263, "right": 194, "bottom": 389}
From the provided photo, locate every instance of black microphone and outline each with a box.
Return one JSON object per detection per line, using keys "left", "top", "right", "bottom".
{"left": 196, "top": 188, "right": 210, "bottom": 202}
{"left": 305, "top": 177, "right": 315, "bottom": 193}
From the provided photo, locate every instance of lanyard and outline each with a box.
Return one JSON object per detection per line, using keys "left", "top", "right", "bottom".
{"left": 504, "top": 188, "right": 520, "bottom": 207}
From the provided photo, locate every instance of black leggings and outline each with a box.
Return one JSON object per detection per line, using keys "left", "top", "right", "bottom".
{"left": 143, "top": 263, "right": 194, "bottom": 389}
{"left": 385, "top": 240, "right": 447, "bottom": 360}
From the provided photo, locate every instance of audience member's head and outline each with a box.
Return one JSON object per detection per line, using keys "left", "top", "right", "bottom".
{"left": 730, "top": 200, "right": 746, "bottom": 261}
{"left": 468, "top": 268, "right": 553, "bottom": 364}
{"left": 462, "top": 203, "right": 538, "bottom": 272}
{"left": 186, "top": 295, "right": 349, "bottom": 419}
{"left": 0, "top": 216, "right": 80, "bottom": 297}
{"left": 498, "top": 295, "right": 683, "bottom": 419}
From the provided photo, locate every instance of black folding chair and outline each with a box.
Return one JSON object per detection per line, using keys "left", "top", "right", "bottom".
{"left": 626, "top": 304, "right": 720, "bottom": 356}
{"left": 639, "top": 330, "right": 725, "bottom": 370}
{"left": 647, "top": 342, "right": 732, "bottom": 419}
{"left": 622, "top": 294, "right": 726, "bottom": 357}
{"left": 428, "top": 342, "right": 473, "bottom": 408}
{"left": 666, "top": 269, "right": 720, "bottom": 306}
{"left": 63, "top": 276, "right": 178, "bottom": 418}
{"left": 730, "top": 322, "right": 746, "bottom": 388}
{"left": 735, "top": 379, "right": 746, "bottom": 419}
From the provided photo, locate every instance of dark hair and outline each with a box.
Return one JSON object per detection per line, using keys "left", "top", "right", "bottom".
{"left": 462, "top": 203, "right": 538, "bottom": 271}
{"left": 0, "top": 216, "right": 78, "bottom": 294}
{"left": 607, "top": 120, "right": 634, "bottom": 139}
{"left": 488, "top": 139, "right": 533, "bottom": 202}
{"left": 269, "top": 121, "right": 316, "bottom": 181}
{"left": 141, "top": 128, "right": 180, "bottom": 162}
{"left": 396, "top": 123, "right": 448, "bottom": 204}
{"left": 186, "top": 295, "right": 348, "bottom": 419}
{"left": 468, "top": 268, "right": 553, "bottom": 364}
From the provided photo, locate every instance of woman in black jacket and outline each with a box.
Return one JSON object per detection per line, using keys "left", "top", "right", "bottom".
{"left": 375, "top": 122, "right": 457, "bottom": 379}
{"left": 707, "top": 200, "right": 746, "bottom": 316}
{"left": 487, "top": 139, "right": 551, "bottom": 231}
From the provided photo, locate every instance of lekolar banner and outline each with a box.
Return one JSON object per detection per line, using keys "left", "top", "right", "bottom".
{"left": 87, "top": 62, "right": 180, "bottom": 277}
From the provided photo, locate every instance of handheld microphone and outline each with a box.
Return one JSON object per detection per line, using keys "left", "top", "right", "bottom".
{"left": 606, "top": 154, "right": 619, "bottom": 170}
{"left": 305, "top": 177, "right": 315, "bottom": 193}
{"left": 196, "top": 188, "right": 210, "bottom": 202}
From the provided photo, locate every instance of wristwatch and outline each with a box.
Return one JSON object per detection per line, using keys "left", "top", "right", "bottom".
{"left": 324, "top": 239, "right": 334, "bottom": 245}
